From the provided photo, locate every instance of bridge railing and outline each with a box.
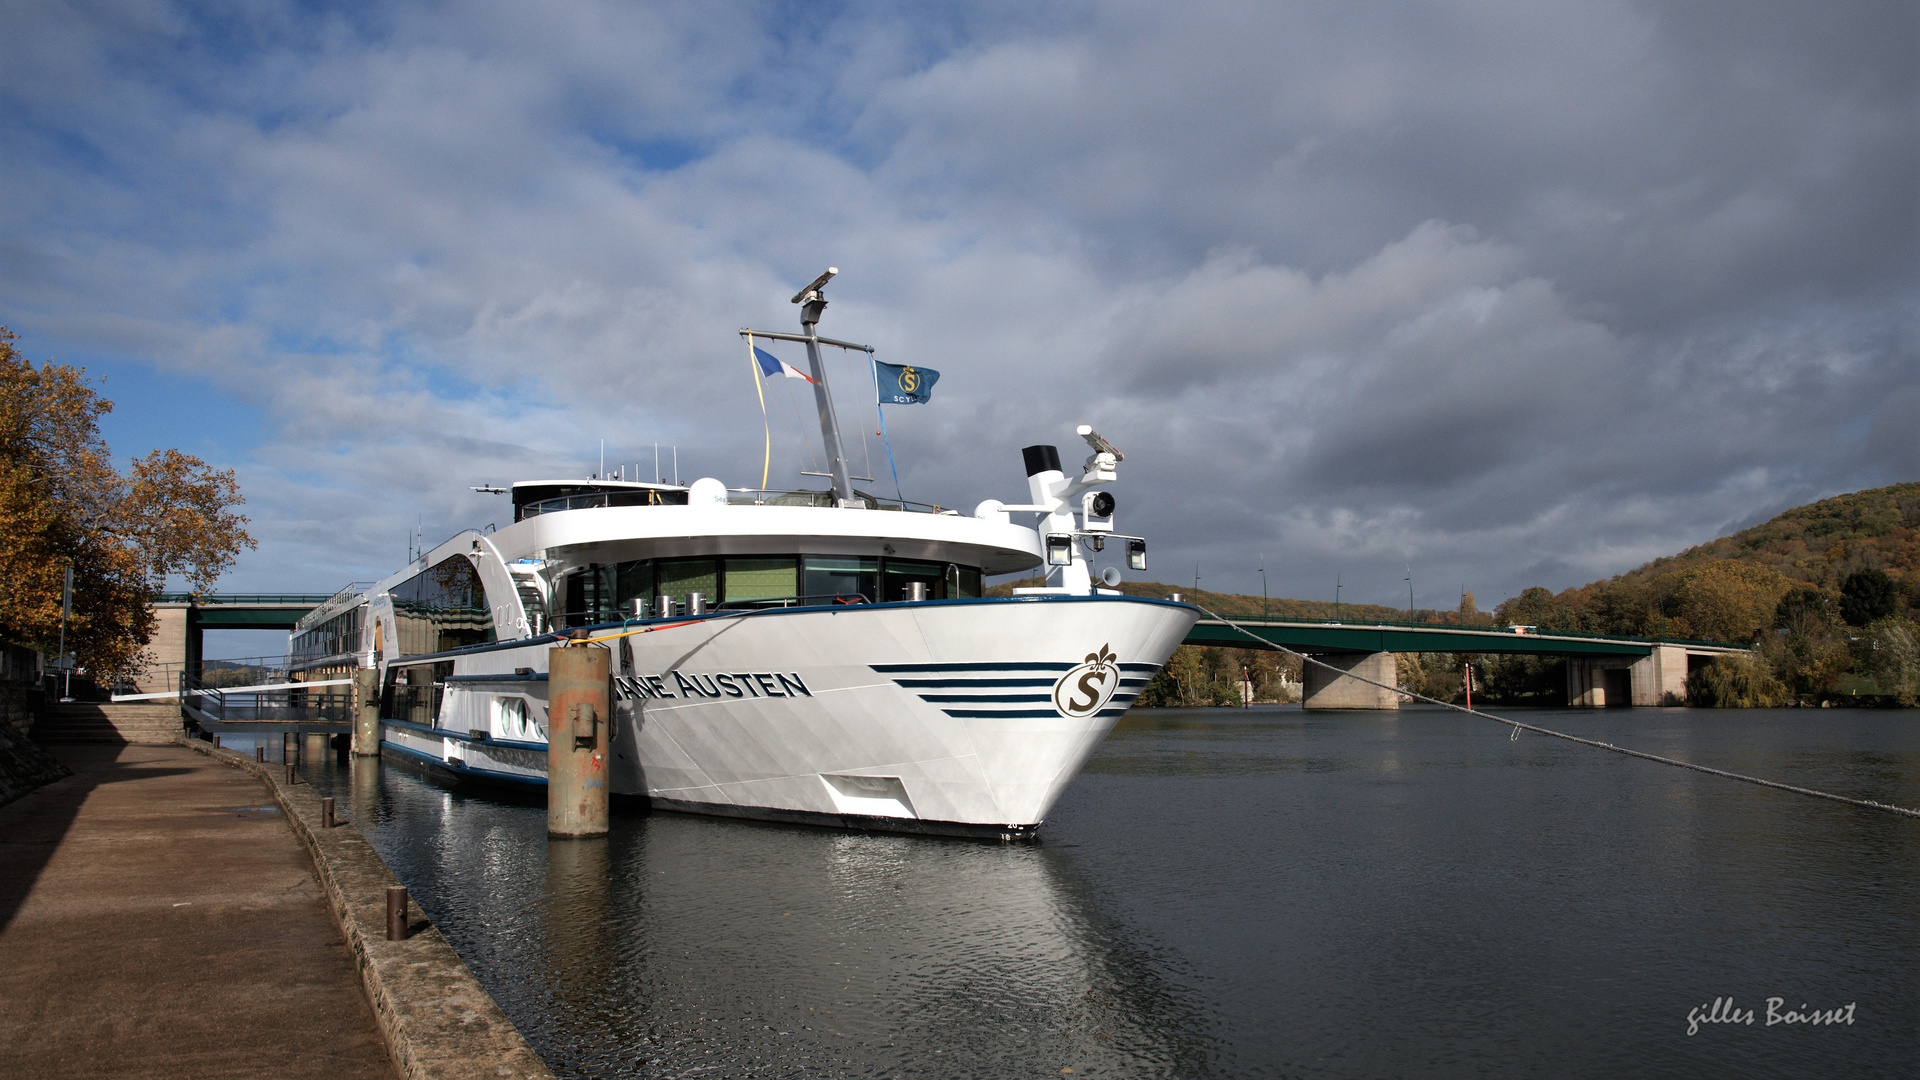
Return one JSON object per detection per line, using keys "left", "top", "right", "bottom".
{"left": 1190, "top": 613, "right": 1747, "bottom": 650}
{"left": 153, "top": 593, "right": 339, "bottom": 605}
{"left": 179, "top": 671, "right": 353, "bottom": 724}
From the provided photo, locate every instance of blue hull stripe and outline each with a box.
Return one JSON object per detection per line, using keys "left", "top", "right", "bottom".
{"left": 939, "top": 706, "right": 1131, "bottom": 719}
{"left": 871, "top": 661, "right": 1161, "bottom": 674}
{"left": 894, "top": 678, "right": 1056, "bottom": 688}
{"left": 918, "top": 694, "right": 1050, "bottom": 703}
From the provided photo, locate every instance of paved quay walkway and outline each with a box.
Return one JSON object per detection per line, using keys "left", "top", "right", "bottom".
{"left": 0, "top": 743, "right": 395, "bottom": 1079}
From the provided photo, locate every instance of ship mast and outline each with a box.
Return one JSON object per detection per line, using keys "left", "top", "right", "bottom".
{"left": 740, "top": 267, "right": 873, "bottom": 507}
{"left": 793, "top": 269, "right": 855, "bottom": 505}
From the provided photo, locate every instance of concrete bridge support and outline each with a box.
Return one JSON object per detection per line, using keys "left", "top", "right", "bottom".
{"left": 1301, "top": 651, "right": 1401, "bottom": 711}
{"left": 1567, "top": 646, "right": 1694, "bottom": 707}
{"left": 1632, "top": 645, "right": 1690, "bottom": 706}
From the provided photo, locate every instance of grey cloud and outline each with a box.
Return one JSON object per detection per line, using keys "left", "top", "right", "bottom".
{"left": 0, "top": 0, "right": 1911, "bottom": 604}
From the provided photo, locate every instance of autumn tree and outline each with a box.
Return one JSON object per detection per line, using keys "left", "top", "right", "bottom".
{"left": 1840, "top": 569, "right": 1898, "bottom": 627}
{"left": 0, "top": 327, "right": 254, "bottom": 681}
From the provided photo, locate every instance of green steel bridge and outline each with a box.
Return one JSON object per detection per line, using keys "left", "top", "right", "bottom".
{"left": 131, "top": 596, "right": 1750, "bottom": 710}
{"left": 1181, "top": 614, "right": 1749, "bottom": 709}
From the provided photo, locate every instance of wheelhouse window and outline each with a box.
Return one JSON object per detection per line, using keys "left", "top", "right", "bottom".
{"left": 390, "top": 557, "right": 495, "bottom": 655}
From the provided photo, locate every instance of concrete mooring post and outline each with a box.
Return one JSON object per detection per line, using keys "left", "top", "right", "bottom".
{"left": 546, "top": 643, "right": 610, "bottom": 838}
{"left": 352, "top": 668, "right": 380, "bottom": 757}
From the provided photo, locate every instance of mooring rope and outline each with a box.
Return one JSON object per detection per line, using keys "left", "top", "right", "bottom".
{"left": 1197, "top": 606, "right": 1920, "bottom": 820}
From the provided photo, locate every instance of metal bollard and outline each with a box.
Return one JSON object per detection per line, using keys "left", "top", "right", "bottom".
{"left": 285, "top": 762, "right": 296, "bottom": 785}
{"left": 320, "top": 797, "right": 335, "bottom": 829}
{"left": 256, "top": 745, "right": 265, "bottom": 762}
{"left": 386, "top": 886, "right": 408, "bottom": 941}
{"left": 546, "top": 644, "right": 610, "bottom": 838}
{"left": 213, "top": 735, "right": 221, "bottom": 748}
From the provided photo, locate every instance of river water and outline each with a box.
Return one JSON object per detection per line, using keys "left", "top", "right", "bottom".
{"left": 291, "top": 706, "right": 1920, "bottom": 1078}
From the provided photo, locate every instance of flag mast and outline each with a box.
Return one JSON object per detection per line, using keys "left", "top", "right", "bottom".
{"left": 793, "top": 268, "right": 856, "bottom": 506}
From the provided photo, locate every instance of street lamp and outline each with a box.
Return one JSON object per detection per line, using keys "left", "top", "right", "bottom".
{"left": 56, "top": 564, "right": 74, "bottom": 702}
{"left": 1259, "top": 555, "right": 1268, "bottom": 623}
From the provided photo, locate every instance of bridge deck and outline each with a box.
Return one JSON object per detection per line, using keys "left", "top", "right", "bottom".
{"left": 1184, "top": 618, "right": 1746, "bottom": 657}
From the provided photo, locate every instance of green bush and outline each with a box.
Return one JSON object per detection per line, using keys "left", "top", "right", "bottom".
{"left": 1685, "top": 654, "right": 1790, "bottom": 707}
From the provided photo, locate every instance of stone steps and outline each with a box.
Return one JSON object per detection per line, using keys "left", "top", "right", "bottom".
{"left": 31, "top": 704, "right": 184, "bottom": 745}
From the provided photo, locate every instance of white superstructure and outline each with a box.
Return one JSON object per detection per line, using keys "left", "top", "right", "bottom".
{"left": 291, "top": 271, "right": 1197, "bottom": 837}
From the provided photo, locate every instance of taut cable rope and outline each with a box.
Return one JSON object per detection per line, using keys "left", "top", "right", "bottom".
{"left": 1197, "top": 606, "right": 1920, "bottom": 820}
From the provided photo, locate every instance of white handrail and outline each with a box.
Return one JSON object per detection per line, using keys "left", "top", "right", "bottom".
{"left": 113, "top": 678, "right": 353, "bottom": 702}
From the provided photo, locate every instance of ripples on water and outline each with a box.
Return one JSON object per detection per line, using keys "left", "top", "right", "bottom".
{"left": 295, "top": 707, "right": 1920, "bottom": 1078}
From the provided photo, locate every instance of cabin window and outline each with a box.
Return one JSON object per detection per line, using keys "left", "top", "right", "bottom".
{"left": 803, "top": 556, "right": 878, "bottom": 603}
{"left": 725, "top": 557, "right": 800, "bottom": 603}
{"left": 390, "top": 557, "right": 495, "bottom": 654}
{"left": 883, "top": 558, "right": 947, "bottom": 601}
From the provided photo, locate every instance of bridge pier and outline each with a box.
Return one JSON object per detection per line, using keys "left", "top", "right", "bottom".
{"left": 1568, "top": 646, "right": 1692, "bottom": 707}
{"left": 1301, "top": 652, "right": 1401, "bottom": 711}
{"left": 1566, "top": 641, "right": 1689, "bottom": 703}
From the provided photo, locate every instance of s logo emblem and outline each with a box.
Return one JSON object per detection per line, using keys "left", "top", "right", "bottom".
{"left": 1053, "top": 644, "right": 1121, "bottom": 718}
{"left": 898, "top": 366, "right": 921, "bottom": 393}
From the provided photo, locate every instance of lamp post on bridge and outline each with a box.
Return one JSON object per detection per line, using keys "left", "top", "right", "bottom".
{"left": 1259, "top": 556, "right": 1267, "bottom": 623}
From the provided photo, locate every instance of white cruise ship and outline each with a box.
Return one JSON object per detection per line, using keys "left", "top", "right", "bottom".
{"left": 289, "top": 270, "right": 1197, "bottom": 837}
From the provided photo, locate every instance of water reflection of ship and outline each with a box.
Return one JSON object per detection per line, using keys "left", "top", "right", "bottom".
{"left": 525, "top": 813, "right": 1212, "bottom": 1076}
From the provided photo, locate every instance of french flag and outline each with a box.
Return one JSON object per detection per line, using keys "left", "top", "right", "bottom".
{"left": 753, "top": 346, "right": 817, "bottom": 384}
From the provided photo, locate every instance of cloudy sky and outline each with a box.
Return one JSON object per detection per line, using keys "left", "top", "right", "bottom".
{"left": 3, "top": 0, "right": 1914, "bottom": 616}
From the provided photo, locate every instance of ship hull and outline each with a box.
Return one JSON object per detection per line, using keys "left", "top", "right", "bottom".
{"left": 379, "top": 595, "right": 1196, "bottom": 836}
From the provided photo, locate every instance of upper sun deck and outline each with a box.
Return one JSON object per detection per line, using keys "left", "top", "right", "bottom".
{"left": 511, "top": 479, "right": 688, "bottom": 521}
{"left": 491, "top": 479, "right": 1044, "bottom": 576}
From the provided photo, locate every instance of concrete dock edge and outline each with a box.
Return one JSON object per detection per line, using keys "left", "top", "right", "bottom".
{"left": 180, "top": 737, "right": 555, "bottom": 1080}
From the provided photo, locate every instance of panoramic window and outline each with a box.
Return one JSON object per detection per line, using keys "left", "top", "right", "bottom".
{"left": 292, "top": 607, "right": 363, "bottom": 662}
{"left": 390, "top": 557, "right": 495, "bottom": 655}
{"left": 554, "top": 554, "right": 985, "bottom": 622}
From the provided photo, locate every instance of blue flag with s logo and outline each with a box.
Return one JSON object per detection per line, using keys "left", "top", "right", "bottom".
{"left": 874, "top": 360, "right": 939, "bottom": 405}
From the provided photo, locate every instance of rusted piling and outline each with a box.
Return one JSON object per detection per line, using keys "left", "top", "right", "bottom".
{"left": 546, "top": 643, "right": 610, "bottom": 838}
{"left": 352, "top": 667, "right": 380, "bottom": 757}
